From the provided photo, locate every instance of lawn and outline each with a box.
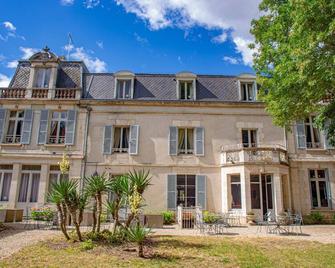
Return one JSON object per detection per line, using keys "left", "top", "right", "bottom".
{"left": 1, "top": 235, "right": 335, "bottom": 268}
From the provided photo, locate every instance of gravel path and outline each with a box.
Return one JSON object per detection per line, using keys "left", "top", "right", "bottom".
{"left": 0, "top": 229, "right": 59, "bottom": 260}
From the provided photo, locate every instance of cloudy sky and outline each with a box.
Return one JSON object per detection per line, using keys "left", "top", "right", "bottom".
{"left": 0, "top": 0, "right": 261, "bottom": 86}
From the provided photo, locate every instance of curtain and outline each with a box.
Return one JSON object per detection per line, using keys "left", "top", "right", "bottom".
{"left": 43, "top": 69, "right": 51, "bottom": 88}
{"left": 113, "top": 128, "right": 121, "bottom": 149}
{"left": 34, "top": 69, "right": 44, "bottom": 88}
{"left": 50, "top": 121, "right": 58, "bottom": 137}
{"left": 178, "top": 129, "right": 185, "bottom": 151}
{"left": 18, "top": 173, "right": 29, "bottom": 202}
{"left": 30, "top": 173, "right": 40, "bottom": 202}
{"left": 187, "top": 129, "right": 194, "bottom": 151}
{"left": 0, "top": 173, "right": 12, "bottom": 201}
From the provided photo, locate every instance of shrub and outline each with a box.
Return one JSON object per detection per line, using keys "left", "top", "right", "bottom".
{"left": 203, "top": 211, "right": 220, "bottom": 224}
{"left": 80, "top": 239, "right": 94, "bottom": 251}
{"left": 162, "top": 211, "right": 175, "bottom": 225}
{"left": 31, "top": 207, "right": 54, "bottom": 221}
{"left": 310, "top": 212, "right": 324, "bottom": 224}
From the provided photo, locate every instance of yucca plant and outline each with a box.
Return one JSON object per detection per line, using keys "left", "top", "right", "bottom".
{"left": 85, "top": 173, "right": 112, "bottom": 233}
{"left": 126, "top": 225, "right": 151, "bottom": 258}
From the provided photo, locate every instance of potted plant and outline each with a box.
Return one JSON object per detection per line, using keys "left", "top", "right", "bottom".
{"left": 144, "top": 211, "right": 164, "bottom": 228}
{"left": 246, "top": 211, "right": 256, "bottom": 225}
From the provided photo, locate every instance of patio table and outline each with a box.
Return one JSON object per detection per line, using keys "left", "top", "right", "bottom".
{"left": 268, "top": 215, "right": 291, "bottom": 234}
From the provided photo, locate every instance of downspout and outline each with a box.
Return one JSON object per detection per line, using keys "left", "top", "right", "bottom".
{"left": 80, "top": 105, "right": 91, "bottom": 191}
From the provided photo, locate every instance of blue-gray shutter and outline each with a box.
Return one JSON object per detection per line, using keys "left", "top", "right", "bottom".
{"left": 129, "top": 125, "right": 139, "bottom": 155}
{"left": 21, "top": 109, "right": 33, "bottom": 144}
{"left": 195, "top": 127, "right": 204, "bottom": 156}
{"left": 167, "top": 174, "right": 177, "bottom": 209}
{"left": 65, "top": 110, "right": 77, "bottom": 145}
{"left": 253, "top": 81, "right": 257, "bottom": 100}
{"left": 38, "top": 110, "right": 49, "bottom": 144}
{"left": 169, "top": 126, "right": 178, "bottom": 155}
{"left": 103, "top": 126, "right": 113, "bottom": 154}
{"left": 196, "top": 175, "right": 206, "bottom": 209}
{"left": 324, "top": 121, "right": 334, "bottom": 149}
{"left": 295, "top": 121, "right": 306, "bottom": 149}
{"left": 325, "top": 169, "right": 332, "bottom": 209}
{"left": 0, "top": 109, "right": 7, "bottom": 143}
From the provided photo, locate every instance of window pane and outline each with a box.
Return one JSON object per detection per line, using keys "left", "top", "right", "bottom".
{"left": 178, "top": 129, "right": 185, "bottom": 151}
{"left": 18, "top": 111, "right": 24, "bottom": 118}
{"left": 310, "top": 181, "right": 318, "bottom": 207}
{"left": 187, "top": 129, "right": 194, "bottom": 151}
{"left": 186, "top": 82, "right": 192, "bottom": 99}
{"left": 6, "top": 120, "right": 15, "bottom": 135}
{"left": 251, "top": 183, "right": 261, "bottom": 209}
{"left": 44, "top": 69, "right": 51, "bottom": 88}
{"left": 242, "top": 130, "right": 249, "bottom": 147}
{"left": 59, "top": 121, "right": 66, "bottom": 142}
{"left": 317, "top": 170, "right": 325, "bottom": 179}
{"left": 61, "top": 112, "right": 67, "bottom": 119}
{"left": 0, "top": 173, "right": 12, "bottom": 201}
{"left": 30, "top": 173, "right": 40, "bottom": 202}
{"left": 247, "top": 83, "right": 253, "bottom": 100}
{"left": 18, "top": 173, "right": 29, "bottom": 202}
{"left": 124, "top": 80, "right": 131, "bottom": 98}
{"left": 113, "top": 127, "right": 121, "bottom": 149}
{"left": 306, "top": 125, "right": 312, "bottom": 147}
{"left": 122, "top": 127, "right": 129, "bottom": 149}
{"left": 48, "top": 173, "right": 58, "bottom": 194}
{"left": 187, "top": 186, "right": 195, "bottom": 199}
{"left": 186, "top": 197, "right": 195, "bottom": 207}
{"left": 319, "top": 181, "right": 329, "bottom": 207}
{"left": 187, "top": 175, "right": 195, "bottom": 186}
{"left": 52, "top": 112, "right": 59, "bottom": 119}
{"left": 250, "top": 130, "right": 257, "bottom": 147}
{"left": 231, "top": 184, "right": 241, "bottom": 209}
{"left": 231, "top": 175, "right": 240, "bottom": 183}
{"left": 241, "top": 84, "right": 247, "bottom": 101}
{"left": 16, "top": 120, "right": 22, "bottom": 137}
{"left": 266, "top": 183, "right": 273, "bottom": 209}
{"left": 309, "top": 170, "right": 316, "bottom": 179}
{"left": 34, "top": 69, "right": 44, "bottom": 87}
{"left": 180, "top": 82, "right": 186, "bottom": 99}
{"left": 177, "top": 175, "right": 185, "bottom": 186}
{"left": 250, "top": 174, "right": 260, "bottom": 183}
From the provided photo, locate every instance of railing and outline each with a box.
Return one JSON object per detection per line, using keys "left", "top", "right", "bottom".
{"left": 31, "top": 88, "right": 48, "bottom": 98}
{"left": 112, "top": 147, "right": 129, "bottom": 153}
{"left": 54, "top": 88, "right": 77, "bottom": 99}
{"left": 221, "top": 144, "right": 288, "bottom": 165}
{"left": 4, "top": 135, "right": 21, "bottom": 143}
{"left": 48, "top": 136, "right": 65, "bottom": 144}
{"left": 0, "top": 88, "right": 26, "bottom": 98}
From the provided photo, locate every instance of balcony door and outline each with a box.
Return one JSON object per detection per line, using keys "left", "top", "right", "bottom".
{"left": 261, "top": 174, "right": 274, "bottom": 216}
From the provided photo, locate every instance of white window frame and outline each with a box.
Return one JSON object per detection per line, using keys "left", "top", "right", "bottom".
{"left": 48, "top": 111, "right": 67, "bottom": 144}
{"left": 33, "top": 68, "right": 51, "bottom": 88}
{"left": 113, "top": 126, "right": 130, "bottom": 153}
{"left": 250, "top": 174, "right": 261, "bottom": 209}
{"left": 242, "top": 129, "right": 257, "bottom": 148}
{"left": 5, "top": 110, "right": 24, "bottom": 144}
{"left": 115, "top": 79, "right": 133, "bottom": 99}
{"left": 0, "top": 168, "right": 13, "bottom": 202}
{"left": 176, "top": 174, "right": 196, "bottom": 207}
{"left": 239, "top": 81, "right": 256, "bottom": 101}
{"left": 178, "top": 80, "right": 194, "bottom": 100}
{"left": 230, "top": 174, "right": 242, "bottom": 209}
{"left": 305, "top": 116, "right": 321, "bottom": 149}
{"left": 178, "top": 128, "right": 194, "bottom": 155}
{"left": 309, "top": 169, "right": 330, "bottom": 209}
{"left": 18, "top": 168, "right": 41, "bottom": 204}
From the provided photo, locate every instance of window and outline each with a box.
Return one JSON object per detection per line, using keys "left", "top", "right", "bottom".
{"left": 116, "top": 80, "right": 131, "bottom": 99}
{"left": 113, "top": 127, "right": 129, "bottom": 153}
{"left": 178, "top": 128, "right": 194, "bottom": 154}
{"left": 305, "top": 116, "right": 321, "bottom": 148}
{"left": 18, "top": 165, "right": 41, "bottom": 203}
{"left": 309, "top": 169, "right": 330, "bottom": 208}
{"left": 261, "top": 174, "right": 273, "bottom": 210}
{"left": 242, "top": 129, "right": 257, "bottom": 148}
{"left": 5, "top": 111, "right": 24, "bottom": 143}
{"left": 179, "top": 81, "right": 194, "bottom": 100}
{"left": 177, "top": 175, "right": 196, "bottom": 207}
{"left": 49, "top": 111, "right": 67, "bottom": 144}
{"left": 0, "top": 165, "right": 13, "bottom": 202}
{"left": 48, "top": 166, "right": 69, "bottom": 195}
{"left": 230, "top": 175, "right": 241, "bottom": 209}
{"left": 250, "top": 174, "right": 261, "bottom": 209}
{"left": 240, "top": 82, "right": 255, "bottom": 101}
{"left": 34, "top": 68, "right": 51, "bottom": 88}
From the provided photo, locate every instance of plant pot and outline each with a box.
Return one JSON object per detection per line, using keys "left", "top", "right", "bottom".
{"left": 145, "top": 214, "right": 164, "bottom": 228}
{"left": 246, "top": 214, "right": 255, "bottom": 225}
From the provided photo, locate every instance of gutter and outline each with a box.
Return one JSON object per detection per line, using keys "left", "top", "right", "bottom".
{"left": 80, "top": 104, "right": 92, "bottom": 190}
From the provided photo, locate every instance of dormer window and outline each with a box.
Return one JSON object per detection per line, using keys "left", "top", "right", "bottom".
{"left": 34, "top": 68, "right": 51, "bottom": 88}
{"left": 116, "top": 79, "right": 131, "bottom": 99}
{"left": 240, "top": 82, "right": 256, "bottom": 101}
{"left": 179, "top": 81, "right": 194, "bottom": 100}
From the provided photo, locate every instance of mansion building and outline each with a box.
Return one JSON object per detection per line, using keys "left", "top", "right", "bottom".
{"left": 0, "top": 47, "right": 334, "bottom": 220}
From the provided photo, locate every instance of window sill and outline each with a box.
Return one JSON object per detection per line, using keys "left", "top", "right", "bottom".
{"left": 0, "top": 143, "right": 23, "bottom": 147}
{"left": 311, "top": 208, "right": 333, "bottom": 212}
{"left": 43, "top": 144, "right": 66, "bottom": 147}
{"left": 305, "top": 148, "right": 326, "bottom": 152}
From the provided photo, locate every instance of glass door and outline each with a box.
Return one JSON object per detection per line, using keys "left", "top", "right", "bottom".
{"left": 261, "top": 174, "right": 274, "bottom": 216}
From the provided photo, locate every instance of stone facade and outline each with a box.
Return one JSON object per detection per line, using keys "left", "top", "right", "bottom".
{"left": 0, "top": 48, "right": 334, "bottom": 219}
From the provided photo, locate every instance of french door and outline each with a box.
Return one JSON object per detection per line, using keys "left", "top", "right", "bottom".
{"left": 261, "top": 174, "right": 274, "bottom": 216}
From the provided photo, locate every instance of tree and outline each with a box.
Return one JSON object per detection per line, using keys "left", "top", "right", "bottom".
{"left": 126, "top": 225, "right": 151, "bottom": 258}
{"left": 85, "top": 173, "right": 112, "bottom": 233}
{"left": 250, "top": 0, "right": 335, "bottom": 142}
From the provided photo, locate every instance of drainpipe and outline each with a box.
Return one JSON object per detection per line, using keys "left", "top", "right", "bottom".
{"left": 80, "top": 105, "right": 91, "bottom": 191}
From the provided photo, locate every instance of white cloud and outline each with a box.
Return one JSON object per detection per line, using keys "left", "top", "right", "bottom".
{"left": 115, "top": 0, "right": 260, "bottom": 66}
{"left": 134, "top": 33, "right": 148, "bottom": 45}
{"left": 6, "top": 60, "right": 18, "bottom": 68}
{"left": 70, "top": 47, "right": 107, "bottom": 72}
{"left": 96, "top": 40, "right": 104, "bottom": 49}
{"left": 223, "top": 56, "right": 239, "bottom": 65}
{"left": 177, "top": 56, "right": 182, "bottom": 64}
{"left": 19, "top": 47, "right": 39, "bottom": 59}
{"left": 84, "top": 0, "right": 100, "bottom": 8}
{"left": 3, "top": 21, "right": 16, "bottom": 31}
{"left": 212, "top": 32, "right": 228, "bottom": 44}
{"left": 0, "top": 74, "right": 10, "bottom": 87}
{"left": 60, "top": 0, "right": 75, "bottom": 5}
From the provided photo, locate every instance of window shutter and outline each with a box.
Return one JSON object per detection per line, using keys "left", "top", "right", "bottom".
{"left": 323, "top": 121, "right": 334, "bottom": 149}
{"left": 253, "top": 81, "right": 257, "bottom": 100}
{"left": 325, "top": 169, "right": 332, "bottom": 208}
{"left": 129, "top": 125, "right": 139, "bottom": 155}
{"left": 103, "top": 125, "right": 113, "bottom": 154}
{"left": 295, "top": 120, "right": 306, "bottom": 149}
{"left": 167, "top": 174, "right": 177, "bottom": 209}
{"left": 0, "top": 109, "right": 7, "bottom": 143}
{"left": 195, "top": 127, "right": 204, "bottom": 156}
{"left": 21, "top": 109, "right": 33, "bottom": 145}
{"left": 37, "top": 110, "right": 49, "bottom": 144}
{"left": 130, "top": 79, "right": 134, "bottom": 99}
{"left": 65, "top": 110, "right": 77, "bottom": 145}
{"left": 196, "top": 175, "right": 206, "bottom": 209}
{"left": 237, "top": 80, "right": 241, "bottom": 100}
{"left": 169, "top": 126, "right": 178, "bottom": 155}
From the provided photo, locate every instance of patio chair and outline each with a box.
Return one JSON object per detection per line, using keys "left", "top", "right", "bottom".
{"left": 256, "top": 211, "right": 276, "bottom": 233}
{"left": 289, "top": 213, "right": 303, "bottom": 235}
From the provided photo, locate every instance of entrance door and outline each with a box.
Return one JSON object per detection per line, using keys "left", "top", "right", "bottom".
{"left": 261, "top": 174, "right": 274, "bottom": 216}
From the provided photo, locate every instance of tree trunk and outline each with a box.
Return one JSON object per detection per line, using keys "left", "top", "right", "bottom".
{"left": 70, "top": 209, "right": 82, "bottom": 241}
{"left": 125, "top": 213, "right": 135, "bottom": 228}
{"left": 57, "top": 203, "right": 70, "bottom": 240}
{"left": 92, "top": 200, "right": 97, "bottom": 233}
{"left": 61, "top": 202, "right": 70, "bottom": 239}
{"left": 96, "top": 193, "right": 102, "bottom": 233}
{"left": 138, "top": 243, "right": 144, "bottom": 258}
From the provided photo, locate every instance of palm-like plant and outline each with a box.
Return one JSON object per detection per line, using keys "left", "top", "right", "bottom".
{"left": 126, "top": 225, "right": 151, "bottom": 257}
{"left": 85, "top": 173, "right": 112, "bottom": 232}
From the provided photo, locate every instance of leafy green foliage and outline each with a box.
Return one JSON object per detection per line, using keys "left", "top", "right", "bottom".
{"left": 251, "top": 0, "right": 335, "bottom": 140}
{"left": 128, "top": 169, "right": 152, "bottom": 195}
{"left": 161, "top": 211, "right": 175, "bottom": 225}
{"left": 126, "top": 225, "right": 151, "bottom": 257}
{"left": 31, "top": 207, "right": 54, "bottom": 221}
{"left": 310, "top": 212, "right": 324, "bottom": 224}
{"left": 203, "top": 211, "right": 220, "bottom": 224}
{"left": 80, "top": 239, "right": 94, "bottom": 251}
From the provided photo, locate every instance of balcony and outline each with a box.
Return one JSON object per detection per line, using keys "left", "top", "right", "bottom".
{"left": 221, "top": 144, "right": 288, "bottom": 166}
{"left": 0, "top": 88, "right": 80, "bottom": 99}
{"left": 0, "top": 88, "right": 26, "bottom": 98}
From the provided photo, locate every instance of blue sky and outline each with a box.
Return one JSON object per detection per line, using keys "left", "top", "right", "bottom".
{"left": 0, "top": 0, "right": 260, "bottom": 86}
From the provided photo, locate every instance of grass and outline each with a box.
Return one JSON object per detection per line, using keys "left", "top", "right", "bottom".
{"left": 1, "top": 235, "right": 335, "bottom": 267}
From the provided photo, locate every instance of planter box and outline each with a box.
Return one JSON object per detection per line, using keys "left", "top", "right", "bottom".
{"left": 0, "top": 210, "right": 6, "bottom": 222}
{"left": 0, "top": 209, "right": 23, "bottom": 222}
{"left": 145, "top": 214, "right": 164, "bottom": 228}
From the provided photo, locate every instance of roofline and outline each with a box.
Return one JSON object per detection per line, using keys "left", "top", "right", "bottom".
{"left": 82, "top": 72, "right": 241, "bottom": 78}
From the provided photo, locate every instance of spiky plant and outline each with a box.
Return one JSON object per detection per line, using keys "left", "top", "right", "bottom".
{"left": 84, "top": 173, "right": 112, "bottom": 233}
{"left": 126, "top": 225, "right": 151, "bottom": 258}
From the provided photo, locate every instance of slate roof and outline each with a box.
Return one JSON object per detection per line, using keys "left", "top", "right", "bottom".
{"left": 83, "top": 73, "right": 241, "bottom": 102}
